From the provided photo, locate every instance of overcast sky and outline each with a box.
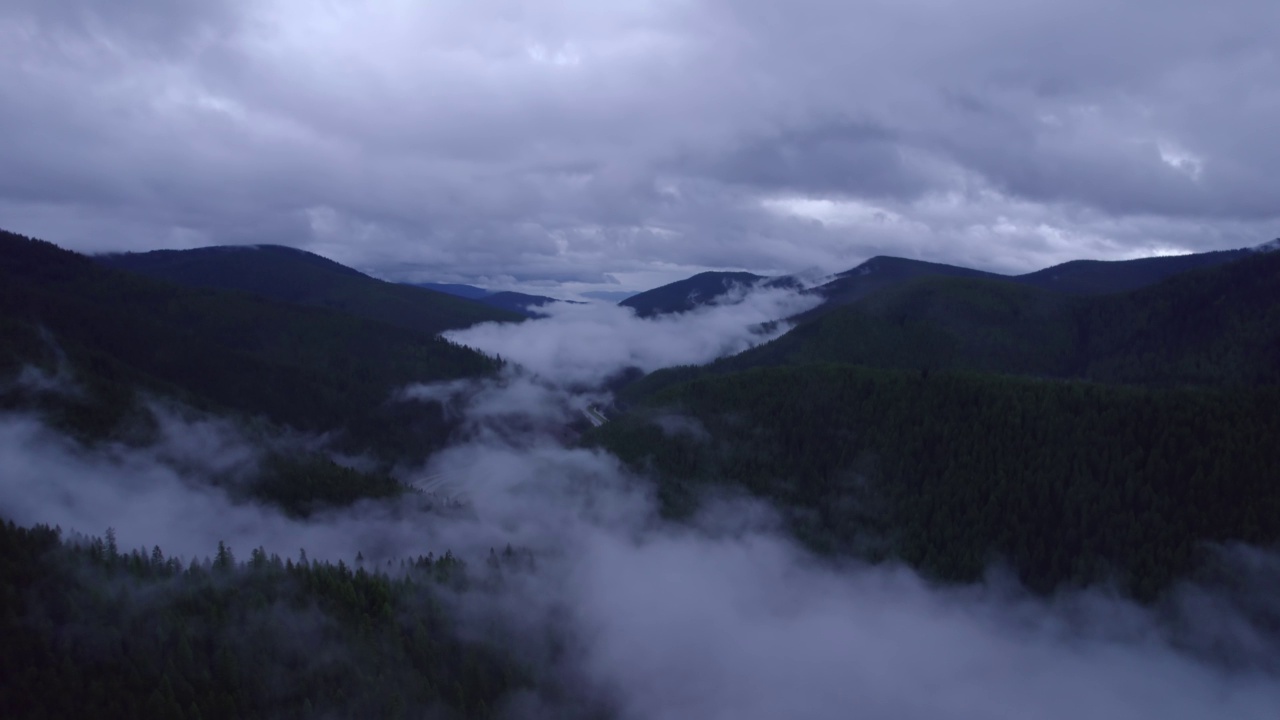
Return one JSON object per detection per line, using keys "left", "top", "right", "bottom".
{"left": 2, "top": 0, "right": 1278, "bottom": 293}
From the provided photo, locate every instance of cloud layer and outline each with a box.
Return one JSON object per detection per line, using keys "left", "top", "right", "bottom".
{"left": 443, "top": 283, "right": 820, "bottom": 386}
{"left": 3, "top": 0, "right": 1279, "bottom": 291}
{"left": 7, "top": 404, "right": 1278, "bottom": 719}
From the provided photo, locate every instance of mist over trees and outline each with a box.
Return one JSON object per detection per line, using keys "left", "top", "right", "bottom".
{"left": 3, "top": 229, "right": 1280, "bottom": 718}
{"left": 0, "top": 520, "right": 534, "bottom": 720}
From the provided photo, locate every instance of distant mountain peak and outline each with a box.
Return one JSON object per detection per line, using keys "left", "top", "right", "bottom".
{"left": 620, "top": 270, "right": 763, "bottom": 318}
{"left": 1253, "top": 238, "right": 1280, "bottom": 253}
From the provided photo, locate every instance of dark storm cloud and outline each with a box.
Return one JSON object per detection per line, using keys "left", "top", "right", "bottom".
{"left": 1, "top": 0, "right": 1278, "bottom": 288}
{"left": 697, "top": 118, "right": 942, "bottom": 200}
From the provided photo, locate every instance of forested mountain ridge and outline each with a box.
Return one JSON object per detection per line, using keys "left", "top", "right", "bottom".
{"left": 625, "top": 247, "right": 1280, "bottom": 399}
{"left": 412, "top": 281, "right": 491, "bottom": 299}
{"left": 621, "top": 243, "right": 1269, "bottom": 322}
{"left": 598, "top": 364, "right": 1280, "bottom": 600}
{"left": 99, "top": 244, "right": 523, "bottom": 335}
{"left": 599, "top": 245, "right": 1280, "bottom": 600}
{"left": 809, "top": 256, "right": 1005, "bottom": 312}
{"left": 800, "top": 245, "right": 1263, "bottom": 318}
{"left": 408, "top": 281, "right": 572, "bottom": 316}
{"left": 1013, "top": 247, "right": 1256, "bottom": 295}
{"left": 619, "top": 270, "right": 766, "bottom": 317}
{"left": 0, "top": 229, "right": 502, "bottom": 462}
{"left": 481, "top": 291, "right": 580, "bottom": 315}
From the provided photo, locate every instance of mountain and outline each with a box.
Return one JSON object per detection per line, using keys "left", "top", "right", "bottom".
{"left": 620, "top": 271, "right": 764, "bottom": 318}
{"left": 632, "top": 249, "right": 1280, "bottom": 395}
{"left": 478, "top": 291, "right": 568, "bottom": 315}
{"left": 803, "top": 248, "right": 1256, "bottom": 316}
{"left": 413, "top": 281, "right": 491, "bottom": 299}
{"left": 607, "top": 245, "right": 1265, "bottom": 322}
{"left": 813, "top": 256, "right": 1003, "bottom": 309}
{"left": 1013, "top": 248, "right": 1255, "bottom": 295}
{"left": 99, "top": 245, "right": 523, "bottom": 335}
{"left": 1073, "top": 247, "right": 1280, "bottom": 385}
{"left": 599, "top": 362, "right": 1280, "bottom": 600}
{"left": 2, "top": 230, "right": 500, "bottom": 461}
{"left": 600, "top": 247, "right": 1280, "bottom": 600}
{"left": 582, "top": 290, "right": 638, "bottom": 302}
{"left": 728, "top": 275, "right": 1076, "bottom": 376}
{"left": 408, "top": 281, "right": 573, "bottom": 316}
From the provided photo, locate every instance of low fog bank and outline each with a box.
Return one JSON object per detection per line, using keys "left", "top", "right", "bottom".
{"left": 393, "top": 374, "right": 1280, "bottom": 719}
{"left": 6, "top": 393, "right": 1279, "bottom": 719}
{"left": 0, "top": 411, "right": 449, "bottom": 563}
{"left": 430, "top": 286, "right": 1280, "bottom": 719}
{"left": 563, "top": 527, "right": 1280, "bottom": 720}
{"left": 2, "top": 279, "right": 1278, "bottom": 719}
{"left": 443, "top": 282, "right": 821, "bottom": 387}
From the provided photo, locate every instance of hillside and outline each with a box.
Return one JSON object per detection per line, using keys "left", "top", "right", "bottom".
{"left": 603, "top": 246, "right": 1280, "bottom": 598}
{"left": 744, "top": 276, "right": 1075, "bottom": 375}
{"left": 812, "top": 256, "right": 1004, "bottom": 310}
{"left": 480, "top": 291, "right": 579, "bottom": 315}
{"left": 412, "top": 281, "right": 491, "bottom": 299}
{"left": 623, "top": 245, "right": 1267, "bottom": 324}
{"left": 1014, "top": 248, "right": 1255, "bottom": 295}
{"left": 1, "top": 230, "right": 501, "bottom": 461}
{"left": 807, "top": 247, "right": 1260, "bottom": 313}
{"left": 409, "top": 282, "right": 570, "bottom": 316}
{"left": 598, "top": 364, "right": 1280, "bottom": 599}
{"left": 0, "top": 521, "right": 529, "bottom": 719}
{"left": 620, "top": 271, "right": 764, "bottom": 317}
{"left": 628, "top": 249, "right": 1280, "bottom": 398}
{"left": 100, "top": 245, "right": 523, "bottom": 335}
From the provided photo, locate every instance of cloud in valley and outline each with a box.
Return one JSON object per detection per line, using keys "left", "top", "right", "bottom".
{"left": 1, "top": 279, "right": 1278, "bottom": 719}
{"left": 443, "top": 282, "right": 821, "bottom": 386}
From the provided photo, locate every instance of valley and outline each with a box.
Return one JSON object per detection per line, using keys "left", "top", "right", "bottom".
{"left": 2, "top": 229, "right": 1278, "bottom": 718}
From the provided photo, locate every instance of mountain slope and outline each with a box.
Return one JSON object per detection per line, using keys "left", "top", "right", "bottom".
{"left": 100, "top": 245, "right": 523, "bottom": 335}
{"left": 412, "top": 281, "right": 491, "bottom": 299}
{"left": 1076, "top": 247, "right": 1280, "bottom": 385}
{"left": 735, "top": 275, "right": 1077, "bottom": 375}
{"left": 625, "top": 249, "right": 1280, "bottom": 401}
{"left": 1013, "top": 249, "right": 1254, "bottom": 295}
{"left": 819, "top": 247, "right": 1261, "bottom": 308}
{"left": 479, "top": 291, "right": 570, "bottom": 315}
{"left": 813, "top": 256, "right": 1004, "bottom": 310}
{"left": 409, "top": 282, "right": 571, "bottom": 316}
{"left": 620, "top": 243, "right": 1273, "bottom": 324}
{"left": 1, "top": 230, "right": 500, "bottom": 460}
{"left": 583, "top": 290, "right": 638, "bottom": 302}
{"left": 599, "top": 364, "right": 1280, "bottom": 599}
{"left": 620, "top": 271, "right": 764, "bottom": 318}
{"left": 602, "top": 246, "right": 1280, "bottom": 601}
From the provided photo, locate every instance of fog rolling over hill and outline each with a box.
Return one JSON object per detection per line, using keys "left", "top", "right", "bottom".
{"left": 626, "top": 243, "right": 1267, "bottom": 322}
{"left": 619, "top": 271, "right": 768, "bottom": 318}
{"left": 0, "top": 231, "right": 502, "bottom": 465}
{"left": 4, "top": 234, "right": 1280, "bottom": 717}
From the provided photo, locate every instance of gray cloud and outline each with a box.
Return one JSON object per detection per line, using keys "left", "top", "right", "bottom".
{"left": 695, "top": 118, "right": 943, "bottom": 200}
{"left": 2, "top": 0, "right": 1279, "bottom": 289}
